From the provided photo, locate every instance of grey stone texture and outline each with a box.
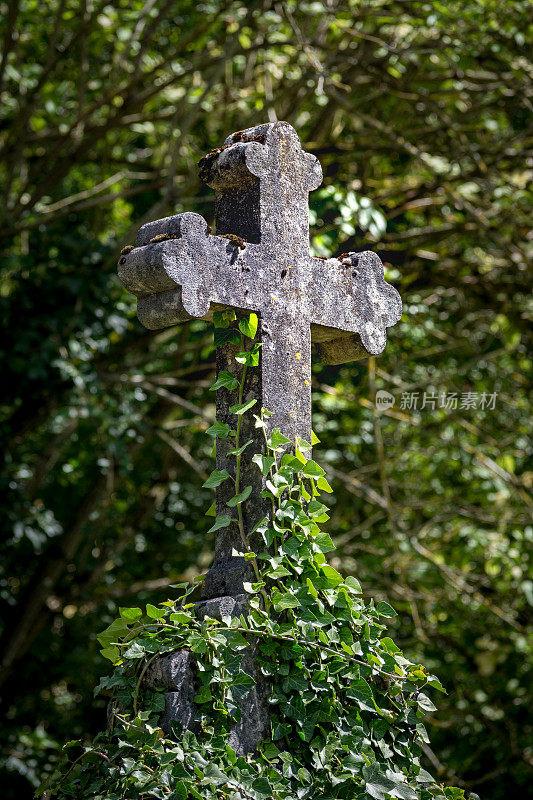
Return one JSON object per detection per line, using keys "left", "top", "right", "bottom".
{"left": 144, "top": 650, "right": 197, "bottom": 736}
{"left": 117, "top": 121, "right": 402, "bottom": 754}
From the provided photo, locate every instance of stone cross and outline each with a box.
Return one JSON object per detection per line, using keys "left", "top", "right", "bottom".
{"left": 118, "top": 120, "right": 401, "bottom": 599}
{"left": 117, "top": 122, "right": 401, "bottom": 752}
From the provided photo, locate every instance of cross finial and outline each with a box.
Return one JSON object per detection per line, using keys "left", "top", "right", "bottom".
{"left": 202, "top": 122, "right": 322, "bottom": 258}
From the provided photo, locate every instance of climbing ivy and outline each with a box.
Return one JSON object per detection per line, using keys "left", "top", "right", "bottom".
{"left": 40, "top": 317, "right": 476, "bottom": 800}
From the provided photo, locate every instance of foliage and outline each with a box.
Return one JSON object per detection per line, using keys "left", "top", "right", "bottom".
{"left": 0, "top": 1, "right": 531, "bottom": 798}
{"left": 41, "top": 323, "right": 472, "bottom": 800}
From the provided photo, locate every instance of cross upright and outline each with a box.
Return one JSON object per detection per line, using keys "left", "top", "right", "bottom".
{"left": 118, "top": 121, "right": 401, "bottom": 600}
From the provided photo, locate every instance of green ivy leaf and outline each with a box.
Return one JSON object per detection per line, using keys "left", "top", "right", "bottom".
{"left": 203, "top": 469, "right": 231, "bottom": 488}
{"left": 252, "top": 454, "right": 276, "bottom": 475}
{"left": 314, "top": 532, "right": 335, "bottom": 553}
{"left": 207, "top": 514, "right": 232, "bottom": 533}
{"left": 344, "top": 575, "right": 362, "bottom": 593}
{"left": 317, "top": 475, "right": 333, "bottom": 493}
{"left": 348, "top": 678, "right": 374, "bottom": 707}
{"left": 417, "top": 693, "right": 437, "bottom": 712}
{"left": 146, "top": 603, "right": 165, "bottom": 619}
{"left": 206, "top": 420, "right": 232, "bottom": 438}
{"left": 238, "top": 312, "right": 258, "bottom": 339}
{"left": 227, "top": 439, "right": 253, "bottom": 456}
{"left": 230, "top": 399, "right": 257, "bottom": 415}
{"left": 321, "top": 564, "right": 343, "bottom": 587}
{"left": 272, "top": 590, "right": 301, "bottom": 611}
{"left": 173, "top": 780, "right": 188, "bottom": 799}
{"left": 376, "top": 601, "right": 397, "bottom": 618}
{"left": 123, "top": 641, "right": 145, "bottom": 659}
{"left": 209, "top": 370, "right": 239, "bottom": 391}
{"left": 307, "top": 500, "right": 329, "bottom": 517}
{"left": 119, "top": 607, "right": 142, "bottom": 620}
{"left": 214, "top": 327, "right": 240, "bottom": 347}
{"left": 213, "top": 310, "right": 236, "bottom": 328}
{"left": 97, "top": 618, "right": 129, "bottom": 650}
{"left": 100, "top": 646, "right": 121, "bottom": 664}
{"left": 235, "top": 343, "right": 262, "bottom": 366}
{"left": 268, "top": 429, "right": 291, "bottom": 449}
{"left": 266, "top": 564, "right": 292, "bottom": 579}
{"left": 227, "top": 485, "right": 252, "bottom": 506}
{"left": 302, "top": 460, "right": 326, "bottom": 478}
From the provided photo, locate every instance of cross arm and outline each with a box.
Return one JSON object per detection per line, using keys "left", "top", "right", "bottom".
{"left": 117, "top": 212, "right": 258, "bottom": 329}
{"left": 308, "top": 251, "right": 402, "bottom": 365}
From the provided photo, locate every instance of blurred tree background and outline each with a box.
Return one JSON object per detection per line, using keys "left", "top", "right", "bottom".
{"left": 0, "top": 0, "right": 531, "bottom": 797}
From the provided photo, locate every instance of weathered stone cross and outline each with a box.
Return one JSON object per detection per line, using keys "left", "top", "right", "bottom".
{"left": 119, "top": 121, "right": 401, "bottom": 600}
{"left": 118, "top": 121, "right": 401, "bottom": 752}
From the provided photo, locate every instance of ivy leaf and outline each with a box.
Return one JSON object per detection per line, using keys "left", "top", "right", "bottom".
{"left": 235, "top": 343, "right": 262, "bottom": 366}
{"left": 261, "top": 741, "right": 280, "bottom": 759}
{"left": 213, "top": 310, "right": 236, "bottom": 328}
{"left": 317, "top": 475, "right": 333, "bottom": 493}
{"left": 203, "top": 469, "right": 231, "bottom": 488}
{"left": 202, "top": 763, "right": 229, "bottom": 785}
{"left": 344, "top": 575, "right": 362, "bottom": 593}
{"left": 302, "top": 460, "right": 325, "bottom": 478}
{"left": 416, "top": 693, "right": 437, "bottom": 712}
{"left": 266, "top": 564, "right": 292, "bottom": 579}
{"left": 100, "top": 646, "right": 121, "bottom": 664}
{"left": 283, "top": 672, "right": 308, "bottom": 692}
{"left": 214, "top": 327, "right": 240, "bottom": 347}
{"left": 252, "top": 454, "right": 276, "bottom": 475}
{"left": 227, "top": 439, "right": 253, "bottom": 456}
{"left": 123, "top": 641, "right": 145, "bottom": 659}
{"left": 97, "top": 618, "right": 129, "bottom": 650}
{"left": 307, "top": 500, "right": 329, "bottom": 517}
{"left": 206, "top": 421, "right": 232, "bottom": 438}
{"left": 280, "top": 454, "right": 303, "bottom": 471}
{"left": 229, "top": 399, "right": 257, "bottom": 415}
{"left": 311, "top": 430, "right": 320, "bottom": 445}
{"left": 172, "top": 781, "right": 188, "bottom": 800}
{"left": 415, "top": 768, "right": 435, "bottom": 783}
{"left": 227, "top": 485, "right": 252, "bottom": 506}
{"left": 272, "top": 590, "right": 301, "bottom": 611}
{"left": 348, "top": 678, "right": 375, "bottom": 710}
{"left": 321, "top": 564, "right": 343, "bottom": 587}
{"left": 376, "top": 601, "right": 397, "bottom": 618}
{"left": 238, "top": 312, "right": 258, "bottom": 339}
{"left": 209, "top": 371, "right": 239, "bottom": 391}
{"left": 251, "top": 777, "right": 272, "bottom": 797}
{"left": 207, "top": 515, "right": 232, "bottom": 533}
{"left": 119, "top": 607, "right": 142, "bottom": 620}
{"left": 268, "top": 429, "right": 291, "bottom": 449}
{"left": 427, "top": 675, "right": 446, "bottom": 693}
{"left": 314, "top": 532, "right": 335, "bottom": 553}
{"left": 146, "top": 603, "right": 165, "bottom": 619}
{"left": 205, "top": 502, "right": 216, "bottom": 517}
{"left": 170, "top": 611, "right": 194, "bottom": 623}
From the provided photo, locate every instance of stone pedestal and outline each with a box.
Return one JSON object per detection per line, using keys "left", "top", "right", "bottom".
{"left": 143, "top": 594, "right": 269, "bottom": 754}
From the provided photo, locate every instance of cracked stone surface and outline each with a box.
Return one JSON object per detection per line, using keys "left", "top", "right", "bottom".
{"left": 117, "top": 121, "right": 402, "bottom": 754}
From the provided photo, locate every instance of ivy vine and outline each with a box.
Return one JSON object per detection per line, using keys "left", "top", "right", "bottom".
{"left": 40, "top": 315, "right": 477, "bottom": 800}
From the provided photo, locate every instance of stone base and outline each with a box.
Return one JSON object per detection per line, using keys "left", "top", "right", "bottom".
{"left": 144, "top": 650, "right": 198, "bottom": 735}
{"left": 142, "top": 593, "right": 269, "bottom": 755}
